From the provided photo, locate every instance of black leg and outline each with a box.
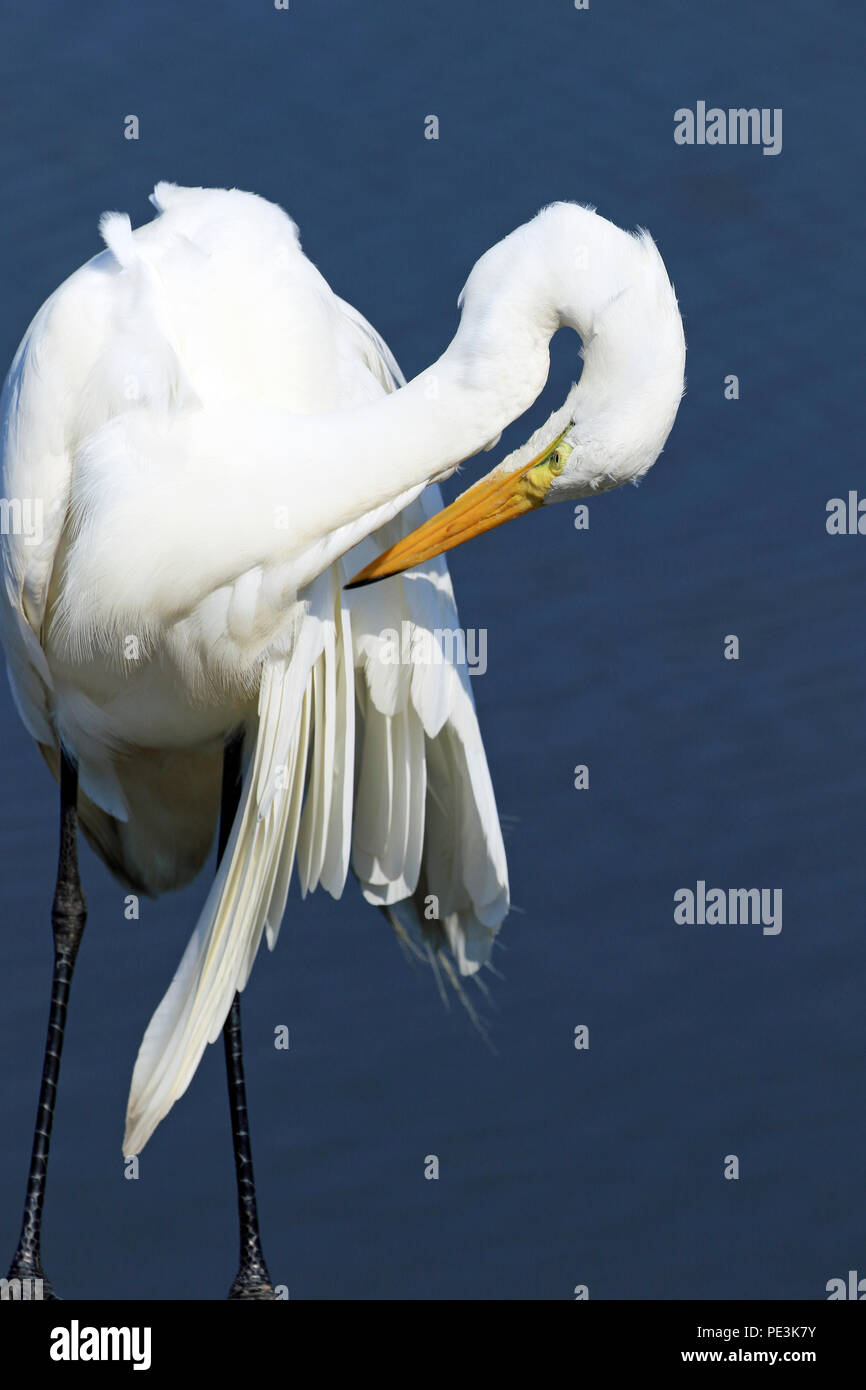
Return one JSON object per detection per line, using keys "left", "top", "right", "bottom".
{"left": 7, "top": 751, "right": 86, "bottom": 1300}
{"left": 218, "top": 735, "right": 275, "bottom": 1300}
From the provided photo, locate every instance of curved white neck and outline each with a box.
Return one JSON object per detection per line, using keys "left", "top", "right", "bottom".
{"left": 321, "top": 203, "right": 684, "bottom": 525}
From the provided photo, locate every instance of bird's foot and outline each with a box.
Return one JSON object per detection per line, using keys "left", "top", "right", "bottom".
{"left": 5, "top": 1249, "right": 60, "bottom": 1300}
{"left": 227, "top": 1271, "right": 279, "bottom": 1300}
{"left": 227, "top": 1251, "right": 278, "bottom": 1300}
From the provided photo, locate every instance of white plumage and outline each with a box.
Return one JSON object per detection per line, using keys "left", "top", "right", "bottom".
{"left": 0, "top": 184, "right": 684, "bottom": 1158}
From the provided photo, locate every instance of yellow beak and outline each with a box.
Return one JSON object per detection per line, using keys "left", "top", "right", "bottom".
{"left": 345, "top": 431, "right": 570, "bottom": 589}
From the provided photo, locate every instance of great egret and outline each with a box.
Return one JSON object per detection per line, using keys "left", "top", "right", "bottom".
{"left": 0, "top": 184, "right": 685, "bottom": 1298}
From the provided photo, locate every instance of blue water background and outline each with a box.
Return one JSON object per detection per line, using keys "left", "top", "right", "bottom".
{"left": 0, "top": 0, "right": 863, "bottom": 1299}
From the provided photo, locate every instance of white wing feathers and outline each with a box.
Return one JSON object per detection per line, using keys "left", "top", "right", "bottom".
{"left": 124, "top": 497, "right": 509, "bottom": 1153}
{"left": 124, "top": 582, "right": 325, "bottom": 1156}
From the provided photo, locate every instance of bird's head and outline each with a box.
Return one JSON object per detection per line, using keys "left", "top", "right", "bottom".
{"left": 346, "top": 204, "right": 685, "bottom": 589}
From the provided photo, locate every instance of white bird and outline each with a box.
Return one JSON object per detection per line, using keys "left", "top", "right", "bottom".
{"left": 0, "top": 183, "right": 685, "bottom": 1298}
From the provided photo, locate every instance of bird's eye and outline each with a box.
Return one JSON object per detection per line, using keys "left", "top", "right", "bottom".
{"left": 549, "top": 449, "right": 567, "bottom": 474}
{"left": 547, "top": 441, "right": 572, "bottom": 475}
